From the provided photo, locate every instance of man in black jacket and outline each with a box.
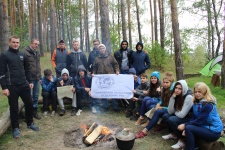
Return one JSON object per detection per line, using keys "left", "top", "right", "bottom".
{"left": 0, "top": 36, "right": 39, "bottom": 139}
{"left": 87, "top": 39, "right": 100, "bottom": 74}
{"left": 114, "top": 40, "right": 133, "bottom": 74}
{"left": 24, "top": 39, "right": 42, "bottom": 120}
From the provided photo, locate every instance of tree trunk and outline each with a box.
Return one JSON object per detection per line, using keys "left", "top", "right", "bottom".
{"left": 135, "top": 0, "right": 142, "bottom": 42}
{"left": 31, "top": 0, "right": 36, "bottom": 39}
{"left": 149, "top": 0, "right": 154, "bottom": 44}
{"left": 117, "top": 0, "right": 121, "bottom": 41}
{"left": 99, "top": 0, "right": 112, "bottom": 52}
{"left": 170, "top": 0, "right": 184, "bottom": 80}
{"left": 121, "top": 0, "right": 127, "bottom": 40}
{"left": 0, "top": 0, "right": 8, "bottom": 53}
{"left": 158, "top": 0, "right": 165, "bottom": 49}
{"left": 221, "top": 2, "right": 225, "bottom": 89}
{"left": 61, "top": 0, "right": 65, "bottom": 41}
{"left": 37, "top": 0, "right": 44, "bottom": 56}
{"left": 85, "top": 0, "right": 90, "bottom": 53}
{"left": 212, "top": 0, "right": 222, "bottom": 57}
{"left": 94, "top": 0, "right": 99, "bottom": 39}
{"left": 0, "top": 102, "right": 24, "bottom": 137}
{"left": 9, "top": 0, "right": 16, "bottom": 35}
{"left": 69, "top": 0, "right": 73, "bottom": 48}
{"left": 205, "top": 0, "right": 212, "bottom": 60}
{"left": 79, "top": 0, "right": 83, "bottom": 51}
{"left": 50, "top": 0, "right": 56, "bottom": 56}
{"left": 153, "top": 0, "right": 158, "bottom": 42}
{"left": 127, "top": 0, "right": 132, "bottom": 49}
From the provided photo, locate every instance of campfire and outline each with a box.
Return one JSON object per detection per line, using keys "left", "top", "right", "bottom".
{"left": 81, "top": 122, "right": 115, "bottom": 145}
{"left": 64, "top": 122, "right": 123, "bottom": 149}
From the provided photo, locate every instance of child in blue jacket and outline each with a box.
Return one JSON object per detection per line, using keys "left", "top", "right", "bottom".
{"left": 41, "top": 69, "right": 57, "bottom": 117}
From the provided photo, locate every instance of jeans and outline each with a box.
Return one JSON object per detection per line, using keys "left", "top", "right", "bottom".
{"left": 42, "top": 91, "right": 57, "bottom": 111}
{"left": 162, "top": 113, "right": 190, "bottom": 138}
{"left": 76, "top": 89, "right": 97, "bottom": 109}
{"left": 146, "top": 109, "right": 167, "bottom": 131}
{"left": 140, "top": 97, "right": 159, "bottom": 116}
{"left": 185, "top": 125, "right": 221, "bottom": 150}
{"left": 30, "top": 80, "right": 40, "bottom": 108}
{"left": 8, "top": 84, "right": 34, "bottom": 129}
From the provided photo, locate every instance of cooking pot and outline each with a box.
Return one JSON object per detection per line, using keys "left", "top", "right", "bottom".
{"left": 115, "top": 128, "right": 135, "bottom": 150}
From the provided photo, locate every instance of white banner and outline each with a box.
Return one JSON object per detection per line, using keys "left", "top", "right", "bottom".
{"left": 91, "top": 74, "right": 134, "bottom": 99}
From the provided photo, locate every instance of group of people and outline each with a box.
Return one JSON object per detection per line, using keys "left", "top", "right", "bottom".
{"left": 0, "top": 35, "right": 223, "bottom": 150}
{"left": 127, "top": 72, "right": 223, "bottom": 149}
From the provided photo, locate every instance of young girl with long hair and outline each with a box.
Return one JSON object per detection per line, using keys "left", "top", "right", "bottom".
{"left": 161, "top": 80, "right": 193, "bottom": 149}
{"left": 177, "top": 82, "right": 223, "bottom": 150}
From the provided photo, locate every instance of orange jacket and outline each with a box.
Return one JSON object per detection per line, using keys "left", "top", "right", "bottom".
{"left": 51, "top": 46, "right": 70, "bottom": 68}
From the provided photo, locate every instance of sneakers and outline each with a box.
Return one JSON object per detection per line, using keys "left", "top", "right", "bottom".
{"left": 27, "top": 123, "right": 40, "bottom": 131}
{"left": 162, "top": 133, "right": 177, "bottom": 140}
{"left": 171, "top": 140, "right": 185, "bottom": 149}
{"left": 34, "top": 113, "right": 41, "bottom": 120}
{"left": 135, "top": 131, "right": 147, "bottom": 139}
{"left": 135, "top": 117, "right": 147, "bottom": 125}
{"left": 13, "top": 128, "right": 20, "bottom": 139}
{"left": 43, "top": 111, "right": 48, "bottom": 117}
{"left": 71, "top": 108, "right": 77, "bottom": 116}
{"left": 141, "top": 120, "right": 150, "bottom": 127}
{"left": 59, "top": 109, "right": 66, "bottom": 116}
{"left": 76, "top": 109, "right": 82, "bottom": 116}
{"left": 92, "top": 107, "right": 97, "bottom": 114}
{"left": 51, "top": 111, "right": 55, "bottom": 117}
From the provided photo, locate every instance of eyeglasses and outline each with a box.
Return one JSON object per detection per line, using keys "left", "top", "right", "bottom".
{"left": 122, "top": 44, "right": 127, "bottom": 45}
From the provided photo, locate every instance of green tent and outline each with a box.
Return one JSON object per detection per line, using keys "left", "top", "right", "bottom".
{"left": 199, "top": 59, "right": 221, "bottom": 77}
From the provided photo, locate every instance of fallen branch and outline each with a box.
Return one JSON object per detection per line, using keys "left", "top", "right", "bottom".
{"left": 0, "top": 101, "right": 24, "bottom": 136}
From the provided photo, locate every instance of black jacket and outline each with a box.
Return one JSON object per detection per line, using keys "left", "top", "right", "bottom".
{"left": 23, "top": 46, "right": 42, "bottom": 80}
{"left": 0, "top": 47, "right": 31, "bottom": 90}
{"left": 87, "top": 48, "right": 99, "bottom": 73}
{"left": 114, "top": 41, "right": 133, "bottom": 69}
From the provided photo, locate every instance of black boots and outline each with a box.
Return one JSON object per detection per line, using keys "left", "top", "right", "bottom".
{"left": 33, "top": 108, "right": 41, "bottom": 120}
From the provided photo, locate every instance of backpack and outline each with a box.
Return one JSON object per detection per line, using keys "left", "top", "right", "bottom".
{"left": 184, "top": 87, "right": 193, "bottom": 118}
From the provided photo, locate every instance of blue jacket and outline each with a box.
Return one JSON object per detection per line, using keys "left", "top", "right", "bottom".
{"left": 188, "top": 99, "right": 223, "bottom": 133}
{"left": 130, "top": 51, "right": 150, "bottom": 75}
{"left": 41, "top": 75, "right": 57, "bottom": 92}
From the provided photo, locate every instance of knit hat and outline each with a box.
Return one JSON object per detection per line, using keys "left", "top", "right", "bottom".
{"left": 150, "top": 71, "right": 160, "bottom": 80}
{"left": 99, "top": 44, "right": 106, "bottom": 49}
{"left": 129, "top": 68, "right": 136, "bottom": 75}
{"left": 61, "top": 68, "right": 69, "bottom": 76}
{"left": 59, "top": 40, "right": 65, "bottom": 44}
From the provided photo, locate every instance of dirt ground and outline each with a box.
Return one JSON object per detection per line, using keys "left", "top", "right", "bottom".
{"left": 0, "top": 106, "right": 224, "bottom": 150}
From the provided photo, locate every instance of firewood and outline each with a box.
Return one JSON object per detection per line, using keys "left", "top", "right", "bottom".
{"left": 85, "top": 125, "right": 103, "bottom": 144}
{"left": 84, "top": 122, "right": 96, "bottom": 137}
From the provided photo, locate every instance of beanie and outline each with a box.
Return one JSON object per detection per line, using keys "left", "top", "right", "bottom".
{"left": 98, "top": 44, "right": 106, "bottom": 49}
{"left": 129, "top": 68, "right": 136, "bottom": 75}
{"left": 59, "top": 40, "right": 65, "bottom": 44}
{"left": 150, "top": 71, "right": 160, "bottom": 80}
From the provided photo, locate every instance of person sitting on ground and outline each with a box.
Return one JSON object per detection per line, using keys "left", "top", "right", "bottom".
{"left": 135, "top": 72, "right": 175, "bottom": 138}
{"left": 74, "top": 65, "right": 98, "bottom": 115}
{"left": 135, "top": 71, "right": 161, "bottom": 125}
{"left": 41, "top": 69, "right": 58, "bottom": 117}
{"left": 177, "top": 82, "right": 223, "bottom": 150}
{"left": 57, "top": 68, "right": 76, "bottom": 116}
{"left": 126, "top": 72, "right": 149, "bottom": 121}
{"left": 161, "top": 80, "right": 193, "bottom": 149}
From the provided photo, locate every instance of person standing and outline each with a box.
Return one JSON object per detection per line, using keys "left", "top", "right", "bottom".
{"left": 51, "top": 40, "right": 70, "bottom": 78}
{"left": 87, "top": 39, "right": 100, "bottom": 74}
{"left": 67, "top": 40, "right": 88, "bottom": 78}
{"left": 24, "top": 38, "right": 42, "bottom": 120}
{"left": 0, "top": 35, "right": 39, "bottom": 139}
{"left": 114, "top": 40, "right": 133, "bottom": 74}
{"left": 92, "top": 44, "right": 120, "bottom": 111}
{"left": 130, "top": 42, "right": 150, "bottom": 76}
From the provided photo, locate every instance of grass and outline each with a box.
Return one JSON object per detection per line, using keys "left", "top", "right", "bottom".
{"left": 0, "top": 52, "right": 224, "bottom": 149}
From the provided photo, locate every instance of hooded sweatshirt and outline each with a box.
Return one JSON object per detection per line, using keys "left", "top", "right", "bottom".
{"left": 167, "top": 80, "right": 193, "bottom": 118}
{"left": 57, "top": 68, "right": 73, "bottom": 86}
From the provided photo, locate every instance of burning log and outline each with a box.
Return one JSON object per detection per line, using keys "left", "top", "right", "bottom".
{"left": 85, "top": 125, "right": 103, "bottom": 145}
{"left": 84, "top": 122, "right": 96, "bottom": 137}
